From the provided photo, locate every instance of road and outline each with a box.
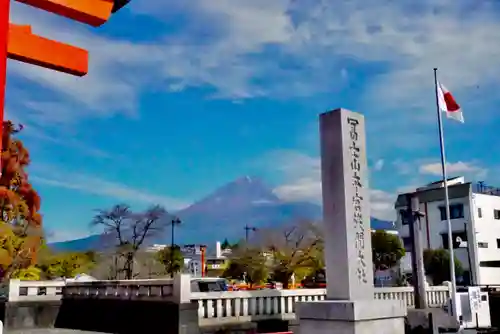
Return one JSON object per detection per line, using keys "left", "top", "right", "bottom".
{"left": 6, "top": 330, "right": 106, "bottom": 334}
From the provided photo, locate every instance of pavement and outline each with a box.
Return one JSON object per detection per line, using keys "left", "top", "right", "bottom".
{"left": 6, "top": 330, "right": 106, "bottom": 334}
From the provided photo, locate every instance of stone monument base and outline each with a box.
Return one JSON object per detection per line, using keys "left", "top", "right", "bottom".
{"left": 297, "top": 299, "right": 407, "bottom": 334}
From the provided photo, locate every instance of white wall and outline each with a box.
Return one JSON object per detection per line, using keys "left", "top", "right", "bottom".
{"left": 395, "top": 195, "right": 471, "bottom": 271}
{"left": 395, "top": 193, "right": 500, "bottom": 285}
{"left": 472, "top": 193, "right": 500, "bottom": 285}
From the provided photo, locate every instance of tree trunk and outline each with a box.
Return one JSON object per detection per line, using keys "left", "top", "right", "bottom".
{"left": 275, "top": 270, "right": 292, "bottom": 289}
{"left": 125, "top": 252, "right": 134, "bottom": 280}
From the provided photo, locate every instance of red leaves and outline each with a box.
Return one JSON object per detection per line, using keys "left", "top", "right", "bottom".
{"left": 0, "top": 121, "right": 43, "bottom": 280}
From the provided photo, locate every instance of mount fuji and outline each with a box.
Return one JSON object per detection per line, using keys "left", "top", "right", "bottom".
{"left": 49, "top": 176, "right": 394, "bottom": 252}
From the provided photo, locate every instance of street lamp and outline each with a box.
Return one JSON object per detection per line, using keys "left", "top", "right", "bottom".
{"left": 170, "top": 217, "right": 181, "bottom": 277}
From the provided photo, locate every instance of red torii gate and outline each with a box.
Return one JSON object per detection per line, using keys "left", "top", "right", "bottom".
{"left": 0, "top": 0, "right": 130, "bottom": 168}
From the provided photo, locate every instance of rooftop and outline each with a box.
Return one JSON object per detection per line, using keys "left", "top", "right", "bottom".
{"left": 474, "top": 181, "right": 500, "bottom": 197}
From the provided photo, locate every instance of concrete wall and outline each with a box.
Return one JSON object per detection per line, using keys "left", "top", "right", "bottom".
{"left": 2, "top": 300, "right": 61, "bottom": 330}
{"left": 199, "top": 319, "right": 293, "bottom": 334}
{"left": 1, "top": 299, "right": 199, "bottom": 334}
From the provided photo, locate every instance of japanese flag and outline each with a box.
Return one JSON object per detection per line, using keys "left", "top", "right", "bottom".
{"left": 437, "top": 81, "right": 464, "bottom": 123}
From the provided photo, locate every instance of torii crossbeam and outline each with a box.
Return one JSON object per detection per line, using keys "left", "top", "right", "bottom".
{"left": 0, "top": 0, "right": 131, "bottom": 173}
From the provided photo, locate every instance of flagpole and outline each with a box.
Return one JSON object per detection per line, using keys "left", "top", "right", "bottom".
{"left": 433, "top": 67, "right": 458, "bottom": 319}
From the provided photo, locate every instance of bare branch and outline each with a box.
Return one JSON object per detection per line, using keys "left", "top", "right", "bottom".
{"left": 90, "top": 204, "right": 168, "bottom": 279}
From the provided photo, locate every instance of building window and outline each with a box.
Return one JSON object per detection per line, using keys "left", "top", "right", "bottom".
{"left": 480, "top": 261, "right": 500, "bottom": 268}
{"left": 494, "top": 210, "right": 500, "bottom": 220}
{"left": 441, "top": 231, "right": 467, "bottom": 249}
{"left": 478, "top": 207, "right": 482, "bottom": 218}
{"left": 478, "top": 242, "right": 488, "bottom": 248}
{"left": 439, "top": 204, "right": 464, "bottom": 220}
{"left": 399, "top": 210, "right": 409, "bottom": 225}
{"left": 497, "top": 239, "right": 500, "bottom": 248}
{"left": 402, "top": 237, "right": 412, "bottom": 250}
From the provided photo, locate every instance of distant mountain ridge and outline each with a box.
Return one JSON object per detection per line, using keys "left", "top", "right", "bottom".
{"left": 49, "top": 176, "right": 395, "bottom": 252}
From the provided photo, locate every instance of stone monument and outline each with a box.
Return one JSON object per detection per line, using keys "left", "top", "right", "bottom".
{"left": 297, "top": 109, "right": 407, "bottom": 334}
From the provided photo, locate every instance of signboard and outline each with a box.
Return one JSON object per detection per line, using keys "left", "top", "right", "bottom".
{"left": 187, "top": 260, "right": 202, "bottom": 277}
{"left": 181, "top": 244, "right": 202, "bottom": 256}
{"left": 468, "top": 286, "right": 481, "bottom": 313}
{"left": 206, "top": 259, "right": 229, "bottom": 270}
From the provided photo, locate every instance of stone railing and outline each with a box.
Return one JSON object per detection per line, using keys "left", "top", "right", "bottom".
{"left": 63, "top": 279, "right": 175, "bottom": 301}
{"left": 4, "top": 279, "right": 66, "bottom": 302}
{"left": 5, "top": 276, "right": 190, "bottom": 304}
{"left": 191, "top": 286, "right": 451, "bottom": 325}
{"left": 3, "top": 278, "right": 451, "bottom": 326}
{"left": 374, "top": 285, "right": 451, "bottom": 308}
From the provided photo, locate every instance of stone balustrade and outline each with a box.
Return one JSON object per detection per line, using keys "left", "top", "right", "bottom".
{"left": 63, "top": 279, "right": 175, "bottom": 301}
{"left": 192, "top": 285, "right": 451, "bottom": 326}
{"left": 3, "top": 280, "right": 66, "bottom": 302}
{"left": 2, "top": 278, "right": 451, "bottom": 328}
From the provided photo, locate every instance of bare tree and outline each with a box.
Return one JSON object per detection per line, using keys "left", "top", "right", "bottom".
{"left": 90, "top": 204, "right": 168, "bottom": 279}
{"left": 254, "top": 220, "right": 323, "bottom": 288}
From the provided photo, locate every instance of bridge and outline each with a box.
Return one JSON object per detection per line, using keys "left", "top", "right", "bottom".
{"left": 0, "top": 276, "right": 452, "bottom": 333}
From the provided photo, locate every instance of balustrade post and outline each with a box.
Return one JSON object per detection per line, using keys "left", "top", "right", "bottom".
{"left": 173, "top": 274, "right": 191, "bottom": 304}
{"left": 445, "top": 281, "right": 453, "bottom": 297}
{"left": 7, "top": 279, "right": 20, "bottom": 302}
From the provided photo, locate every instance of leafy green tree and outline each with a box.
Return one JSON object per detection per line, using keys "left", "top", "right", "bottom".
{"left": 156, "top": 245, "right": 184, "bottom": 275}
{"left": 423, "top": 248, "right": 463, "bottom": 285}
{"left": 371, "top": 230, "right": 406, "bottom": 271}
{"left": 37, "top": 251, "right": 96, "bottom": 279}
{"left": 222, "top": 247, "right": 268, "bottom": 287}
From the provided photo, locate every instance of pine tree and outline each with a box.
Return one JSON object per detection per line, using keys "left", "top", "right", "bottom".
{"left": 221, "top": 238, "right": 231, "bottom": 250}
{"left": 0, "top": 121, "right": 43, "bottom": 281}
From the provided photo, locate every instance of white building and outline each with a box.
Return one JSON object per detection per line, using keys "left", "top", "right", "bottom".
{"left": 395, "top": 177, "right": 500, "bottom": 286}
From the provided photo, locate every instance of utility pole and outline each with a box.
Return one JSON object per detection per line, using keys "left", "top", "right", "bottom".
{"left": 406, "top": 193, "right": 428, "bottom": 309}
{"left": 170, "top": 217, "right": 181, "bottom": 277}
{"left": 244, "top": 224, "right": 257, "bottom": 243}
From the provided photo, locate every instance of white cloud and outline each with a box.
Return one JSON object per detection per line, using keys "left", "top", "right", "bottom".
{"left": 274, "top": 177, "right": 321, "bottom": 203}
{"left": 10, "top": 0, "right": 500, "bottom": 164}
{"left": 132, "top": 0, "right": 500, "bottom": 105}
{"left": 392, "top": 160, "right": 414, "bottom": 175}
{"left": 370, "top": 189, "right": 397, "bottom": 221}
{"left": 31, "top": 171, "right": 190, "bottom": 210}
{"left": 11, "top": 0, "right": 500, "bottom": 126}
{"left": 419, "top": 161, "right": 488, "bottom": 180}
{"left": 268, "top": 151, "right": 397, "bottom": 220}
{"left": 373, "top": 159, "right": 385, "bottom": 171}
{"left": 45, "top": 228, "right": 93, "bottom": 243}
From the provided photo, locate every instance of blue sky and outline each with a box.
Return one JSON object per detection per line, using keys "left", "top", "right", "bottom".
{"left": 6, "top": 0, "right": 500, "bottom": 241}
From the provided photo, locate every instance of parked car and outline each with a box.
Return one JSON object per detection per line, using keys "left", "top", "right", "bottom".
{"left": 301, "top": 269, "right": 326, "bottom": 289}
{"left": 191, "top": 277, "right": 229, "bottom": 292}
